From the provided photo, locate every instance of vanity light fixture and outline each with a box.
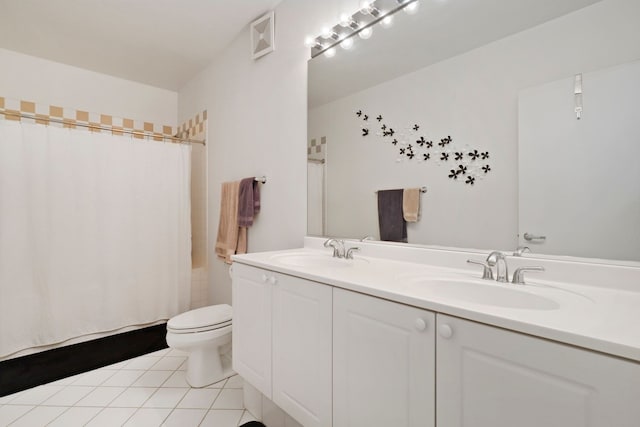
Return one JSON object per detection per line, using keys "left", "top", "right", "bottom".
{"left": 307, "top": 0, "right": 420, "bottom": 58}
{"left": 325, "top": 47, "right": 337, "bottom": 58}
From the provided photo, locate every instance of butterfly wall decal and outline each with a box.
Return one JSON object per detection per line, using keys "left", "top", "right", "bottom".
{"left": 362, "top": 128, "right": 369, "bottom": 136}
{"left": 376, "top": 115, "right": 383, "bottom": 122}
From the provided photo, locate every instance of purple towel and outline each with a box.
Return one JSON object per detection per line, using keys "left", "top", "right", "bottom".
{"left": 238, "top": 177, "right": 260, "bottom": 227}
{"left": 377, "top": 189, "right": 407, "bottom": 243}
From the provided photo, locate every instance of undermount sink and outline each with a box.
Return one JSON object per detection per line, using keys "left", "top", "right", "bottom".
{"left": 271, "top": 252, "right": 369, "bottom": 269}
{"left": 404, "top": 278, "right": 560, "bottom": 310}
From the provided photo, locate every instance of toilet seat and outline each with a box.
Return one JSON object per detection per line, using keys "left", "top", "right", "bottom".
{"left": 167, "top": 304, "right": 232, "bottom": 334}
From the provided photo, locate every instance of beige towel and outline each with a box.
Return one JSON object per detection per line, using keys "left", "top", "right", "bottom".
{"left": 215, "top": 181, "right": 241, "bottom": 264}
{"left": 403, "top": 188, "right": 420, "bottom": 222}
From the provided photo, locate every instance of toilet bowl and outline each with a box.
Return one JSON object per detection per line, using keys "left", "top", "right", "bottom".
{"left": 166, "top": 304, "right": 233, "bottom": 388}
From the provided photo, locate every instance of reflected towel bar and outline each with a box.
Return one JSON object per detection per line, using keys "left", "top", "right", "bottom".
{"left": 375, "top": 187, "right": 426, "bottom": 193}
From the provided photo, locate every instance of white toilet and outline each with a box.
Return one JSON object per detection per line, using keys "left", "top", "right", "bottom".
{"left": 166, "top": 304, "right": 233, "bottom": 387}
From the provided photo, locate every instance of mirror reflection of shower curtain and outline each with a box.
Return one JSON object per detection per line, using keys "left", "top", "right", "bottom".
{"left": 307, "top": 160, "right": 325, "bottom": 236}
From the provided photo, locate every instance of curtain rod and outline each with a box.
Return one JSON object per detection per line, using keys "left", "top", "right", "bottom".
{"left": 0, "top": 109, "right": 206, "bottom": 145}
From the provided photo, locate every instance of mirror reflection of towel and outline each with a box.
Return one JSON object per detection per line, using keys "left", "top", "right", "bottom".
{"left": 377, "top": 189, "right": 407, "bottom": 242}
{"left": 403, "top": 188, "right": 420, "bottom": 222}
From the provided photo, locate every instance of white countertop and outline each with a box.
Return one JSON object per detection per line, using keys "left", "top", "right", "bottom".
{"left": 232, "top": 247, "right": 640, "bottom": 363}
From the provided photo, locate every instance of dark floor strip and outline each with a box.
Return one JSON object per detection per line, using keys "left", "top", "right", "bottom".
{"left": 0, "top": 323, "right": 168, "bottom": 397}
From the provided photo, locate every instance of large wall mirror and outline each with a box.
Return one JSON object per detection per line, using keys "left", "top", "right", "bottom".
{"left": 307, "top": 0, "right": 640, "bottom": 264}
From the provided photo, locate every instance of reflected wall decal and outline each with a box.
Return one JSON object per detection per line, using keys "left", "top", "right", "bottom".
{"left": 356, "top": 109, "right": 491, "bottom": 185}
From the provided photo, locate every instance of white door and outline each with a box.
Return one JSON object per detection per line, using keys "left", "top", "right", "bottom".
{"left": 436, "top": 314, "right": 640, "bottom": 427}
{"left": 272, "top": 274, "right": 333, "bottom": 427}
{"left": 231, "top": 263, "right": 273, "bottom": 398}
{"left": 333, "top": 288, "right": 435, "bottom": 427}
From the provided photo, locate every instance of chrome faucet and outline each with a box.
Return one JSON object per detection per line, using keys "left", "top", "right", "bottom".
{"left": 513, "top": 246, "right": 531, "bottom": 257}
{"left": 324, "top": 238, "right": 345, "bottom": 258}
{"left": 345, "top": 247, "right": 360, "bottom": 259}
{"left": 486, "top": 251, "right": 509, "bottom": 283}
{"left": 511, "top": 266, "right": 545, "bottom": 285}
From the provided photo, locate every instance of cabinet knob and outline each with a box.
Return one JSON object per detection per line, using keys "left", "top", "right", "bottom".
{"left": 268, "top": 276, "right": 277, "bottom": 285}
{"left": 438, "top": 324, "right": 453, "bottom": 339}
{"left": 415, "top": 318, "right": 427, "bottom": 331}
{"left": 262, "top": 274, "right": 268, "bottom": 282}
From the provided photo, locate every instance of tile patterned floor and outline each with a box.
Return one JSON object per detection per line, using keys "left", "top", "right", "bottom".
{"left": 0, "top": 349, "right": 257, "bottom": 426}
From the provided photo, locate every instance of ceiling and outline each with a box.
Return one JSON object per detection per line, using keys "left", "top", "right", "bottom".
{"left": 0, "top": 0, "right": 282, "bottom": 91}
{"left": 309, "top": 0, "right": 601, "bottom": 108}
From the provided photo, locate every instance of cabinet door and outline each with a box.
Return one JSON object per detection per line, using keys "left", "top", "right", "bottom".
{"left": 272, "top": 273, "right": 333, "bottom": 427}
{"left": 436, "top": 314, "right": 640, "bottom": 427}
{"left": 231, "top": 263, "right": 272, "bottom": 398}
{"left": 333, "top": 288, "right": 435, "bottom": 427}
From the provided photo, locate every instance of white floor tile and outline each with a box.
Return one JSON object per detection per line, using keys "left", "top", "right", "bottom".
{"left": 132, "top": 370, "right": 172, "bottom": 387}
{"left": 239, "top": 410, "right": 259, "bottom": 425}
{"left": 161, "top": 408, "right": 207, "bottom": 427}
{"left": 212, "top": 389, "right": 244, "bottom": 410}
{"left": 123, "top": 407, "right": 172, "bottom": 426}
{"left": 72, "top": 369, "right": 116, "bottom": 386}
{"left": 200, "top": 409, "right": 244, "bottom": 427}
{"left": 9, "top": 405, "right": 67, "bottom": 427}
{"left": 162, "top": 371, "right": 190, "bottom": 388}
{"left": 102, "top": 370, "right": 145, "bottom": 387}
{"left": 8, "top": 385, "right": 64, "bottom": 405}
{"left": 0, "top": 405, "right": 34, "bottom": 425}
{"left": 109, "top": 387, "right": 157, "bottom": 407}
{"left": 103, "top": 360, "right": 130, "bottom": 370}
{"left": 75, "top": 386, "right": 126, "bottom": 407}
{"left": 205, "top": 378, "right": 228, "bottom": 389}
{"left": 150, "top": 356, "right": 186, "bottom": 371}
{"left": 47, "top": 375, "right": 80, "bottom": 386}
{"left": 86, "top": 407, "right": 137, "bottom": 426}
{"left": 165, "top": 348, "right": 188, "bottom": 357}
{"left": 123, "top": 356, "right": 162, "bottom": 370}
{"left": 177, "top": 388, "right": 220, "bottom": 409}
{"left": 0, "top": 391, "right": 22, "bottom": 405}
{"left": 48, "top": 406, "right": 103, "bottom": 427}
{"left": 146, "top": 348, "right": 171, "bottom": 357}
{"left": 225, "top": 375, "right": 244, "bottom": 389}
{"left": 143, "top": 388, "right": 188, "bottom": 408}
{"left": 42, "top": 385, "right": 95, "bottom": 406}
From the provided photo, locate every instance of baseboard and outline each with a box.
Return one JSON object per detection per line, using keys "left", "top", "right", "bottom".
{"left": 0, "top": 323, "right": 168, "bottom": 397}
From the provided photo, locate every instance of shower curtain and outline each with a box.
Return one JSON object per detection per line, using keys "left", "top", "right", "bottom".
{"left": 0, "top": 120, "right": 192, "bottom": 359}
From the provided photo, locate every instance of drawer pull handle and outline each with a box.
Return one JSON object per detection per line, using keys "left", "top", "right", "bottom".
{"left": 268, "top": 276, "right": 277, "bottom": 285}
{"left": 438, "top": 324, "right": 453, "bottom": 339}
{"left": 262, "top": 274, "right": 268, "bottom": 282}
{"left": 415, "top": 318, "right": 427, "bottom": 331}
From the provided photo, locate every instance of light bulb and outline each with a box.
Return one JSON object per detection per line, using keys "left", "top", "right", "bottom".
{"left": 324, "top": 47, "right": 336, "bottom": 58}
{"left": 321, "top": 27, "right": 332, "bottom": 39}
{"left": 304, "top": 36, "right": 315, "bottom": 48}
{"left": 380, "top": 15, "right": 393, "bottom": 28}
{"left": 360, "top": 0, "right": 373, "bottom": 10}
{"left": 339, "top": 13, "right": 351, "bottom": 27}
{"left": 404, "top": 1, "right": 419, "bottom": 14}
{"left": 340, "top": 37, "right": 354, "bottom": 50}
{"left": 359, "top": 27, "right": 373, "bottom": 40}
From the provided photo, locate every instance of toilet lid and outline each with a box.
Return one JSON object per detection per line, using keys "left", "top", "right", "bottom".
{"left": 168, "top": 304, "right": 232, "bottom": 332}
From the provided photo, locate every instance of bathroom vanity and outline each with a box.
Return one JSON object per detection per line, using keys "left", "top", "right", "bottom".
{"left": 231, "top": 238, "right": 640, "bottom": 427}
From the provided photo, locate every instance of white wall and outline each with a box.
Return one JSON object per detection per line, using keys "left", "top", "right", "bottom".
{"left": 0, "top": 48, "right": 177, "bottom": 126}
{"left": 178, "top": 0, "right": 357, "bottom": 305}
{"left": 309, "top": 0, "right": 640, "bottom": 252}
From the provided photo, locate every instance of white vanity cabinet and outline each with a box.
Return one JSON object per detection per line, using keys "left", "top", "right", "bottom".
{"left": 333, "top": 288, "right": 436, "bottom": 427}
{"left": 231, "top": 263, "right": 332, "bottom": 427}
{"left": 436, "top": 314, "right": 640, "bottom": 427}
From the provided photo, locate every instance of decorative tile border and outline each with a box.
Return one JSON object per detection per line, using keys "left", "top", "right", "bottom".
{"left": 177, "top": 110, "right": 207, "bottom": 139}
{"left": 308, "top": 136, "right": 326, "bottom": 156}
{"left": 0, "top": 96, "right": 175, "bottom": 141}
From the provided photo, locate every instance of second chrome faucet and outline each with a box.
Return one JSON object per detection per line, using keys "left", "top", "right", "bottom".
{"left": 468, "top": 250, "right": 544, "bottom": 285}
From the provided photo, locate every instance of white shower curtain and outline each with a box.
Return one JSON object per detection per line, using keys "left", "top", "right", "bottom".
{"left": 307, "top": 161, "right": 325, "bottom": 236}
{"left": 0, "top": 120, "right": 192, "bottom": 358}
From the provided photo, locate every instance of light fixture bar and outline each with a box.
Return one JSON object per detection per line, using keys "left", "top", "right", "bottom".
{"left": 309, "top": 0, "right": 419, "bottom": 58}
